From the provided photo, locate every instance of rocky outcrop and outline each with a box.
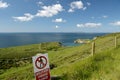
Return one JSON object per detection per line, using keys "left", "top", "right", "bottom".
{"left": 93, "top": 36, "right": 98, "bottom": 40}
{"left": 74, "top": 39, "right": 91, "bottom": 44}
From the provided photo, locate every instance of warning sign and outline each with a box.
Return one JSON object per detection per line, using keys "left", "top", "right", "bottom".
{"left": 35, "top": 56, "right": 47, "bottom": 69}
{"left": 32, "top": 53, "right": 50, "bottom": 80}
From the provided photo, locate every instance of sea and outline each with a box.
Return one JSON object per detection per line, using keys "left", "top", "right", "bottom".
{"left": 0, "top": 33, "right": 108, "bottom": 48}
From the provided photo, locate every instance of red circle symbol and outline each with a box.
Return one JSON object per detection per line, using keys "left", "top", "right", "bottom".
{"left": 35, "top": 56, "right": 47, "bottom": 69}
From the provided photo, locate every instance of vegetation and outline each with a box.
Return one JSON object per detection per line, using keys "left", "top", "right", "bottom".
{"left": 0, "top": 42, "right": 62, "bottom": 70}
{"left": 0, "top": 33, "right": 120, "bottom": 80}
{"left": 40, "top": 42, "right": 62, "bottom": 52}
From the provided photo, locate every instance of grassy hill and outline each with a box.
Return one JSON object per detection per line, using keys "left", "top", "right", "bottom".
{"left": 0, "top": 33, "right": 120, "bottom": 80}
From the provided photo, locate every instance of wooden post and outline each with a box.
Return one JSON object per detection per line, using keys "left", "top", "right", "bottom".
{"left": 115, "top": 36, "right": 117, "bottom": 48}
{"left": 92, "top": 41, "right": 95, "bottom": 56}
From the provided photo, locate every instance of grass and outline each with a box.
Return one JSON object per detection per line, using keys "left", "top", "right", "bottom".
{"left": 51, "top": 47, "right": 120, "bottom": 80}
{"left": 0, "top": 42, "right": 62, "bottom": 70}
{"left": 0, "top": 64, "right": 34, "bottom": 80}
{"left": 0, "top": 42, "right": 62, "bottom": 59}
{"left": 0, "top": 33, "right": 120, "bottom": 80}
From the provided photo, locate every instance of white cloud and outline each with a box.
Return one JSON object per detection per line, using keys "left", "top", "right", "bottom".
{"left": 91, "top": 15, "right": 108, "bottom": 19}
{"left": 55, "top": 25, "right": 59, "bottom": 28}
{"left": 85, "top": 23, "right": 102, "bottom": 27}
{"left": 13, "top": 4, "right": 64, "bottom": 22}
{"left": 87, "top": 2, "right": 91, "bottom": 6}
{"left": 102, "top": 15, "right": 108, "bottom": 18}
{"left": 68, "top": 1, "right": 84, "bottom": 12}
{"left": 68, "top": 8, "right": 74, "bottom": 12}
{"left": 77, "top": 22, "right": 102, "bottom": 28}
{"left": 0, "top": 1, "right": 9, "bottom": 8}
{"left": 110, "top": 21, "right": 120, "bottom": 26}
{"left": 13, "top": 13, "right": 34, "bottom": 22}
{"left": 37, "top": 1, "right": 44, "bottom": 6}
{"left": 52, "top": 18, "right": 66, "bottom": 23}
{"left": 77, "top": 24, "right": 84, "bottom": 28}
{"left": 83, "top": 7, "right": 87, "bottom": 10}
{"left": 36, "top": 4, "right": 63, "bottom": 17}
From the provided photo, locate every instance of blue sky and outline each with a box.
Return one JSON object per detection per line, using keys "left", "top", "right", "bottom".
{"left": 0, "top": 0, "right": 120, "bottom": 33}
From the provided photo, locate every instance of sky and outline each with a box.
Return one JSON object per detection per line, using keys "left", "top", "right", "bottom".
{"left": 0, "top": 0, "right": 120, "bottom": 33}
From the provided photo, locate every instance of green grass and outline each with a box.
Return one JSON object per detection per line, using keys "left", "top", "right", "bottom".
{"left": 0, "top": 42, "right": 62, "bottom": 69}
{"left": 0, "top": 33, "right": 120, "bottom": 80}
{"left": 0, "top": 64, "right": 34, "bottom": 80}
{"left": 0, "top": 42, "right": 62, "bottom": 59}
{"left": 50, "top": 47, "right": 120, "bottom": 80}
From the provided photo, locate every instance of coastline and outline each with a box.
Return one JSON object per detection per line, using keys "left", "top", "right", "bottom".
{"left": 0, "top": 33, "right": 108, "bottom": 48}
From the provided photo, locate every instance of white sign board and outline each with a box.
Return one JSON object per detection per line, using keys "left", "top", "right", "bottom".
{"left": 32, "top": 53, "right": 50, "bottom": 80}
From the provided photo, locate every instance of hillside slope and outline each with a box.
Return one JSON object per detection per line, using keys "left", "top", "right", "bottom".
{"left": 0, "top": 33, "right": 120, "bottom": 80}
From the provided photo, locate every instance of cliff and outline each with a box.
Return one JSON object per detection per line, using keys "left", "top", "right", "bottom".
{"left": 74, "top": 39, "right": 91, "bottom": 44}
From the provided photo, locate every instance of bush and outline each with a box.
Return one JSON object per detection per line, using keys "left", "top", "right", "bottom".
{"left": 50, "top": 63, "right": 57, "bottom": 69}
{"left": 40, "top": 42, "right": 62, "bottom": 52}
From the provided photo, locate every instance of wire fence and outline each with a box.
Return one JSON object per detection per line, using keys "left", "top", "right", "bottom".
{"left": 91, "top": 35, "right": 120, "bottom": 55}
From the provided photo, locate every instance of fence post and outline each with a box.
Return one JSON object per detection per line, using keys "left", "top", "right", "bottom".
{"left": 92, "top": 41, "right": 95, "bottom": 56}
{"left": 115, "top": 36, "right": 117, "bottom": 48}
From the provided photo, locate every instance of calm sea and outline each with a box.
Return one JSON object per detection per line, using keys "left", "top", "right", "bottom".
{"left": 0, "top": 33, "right": 108, "bottom": 48}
